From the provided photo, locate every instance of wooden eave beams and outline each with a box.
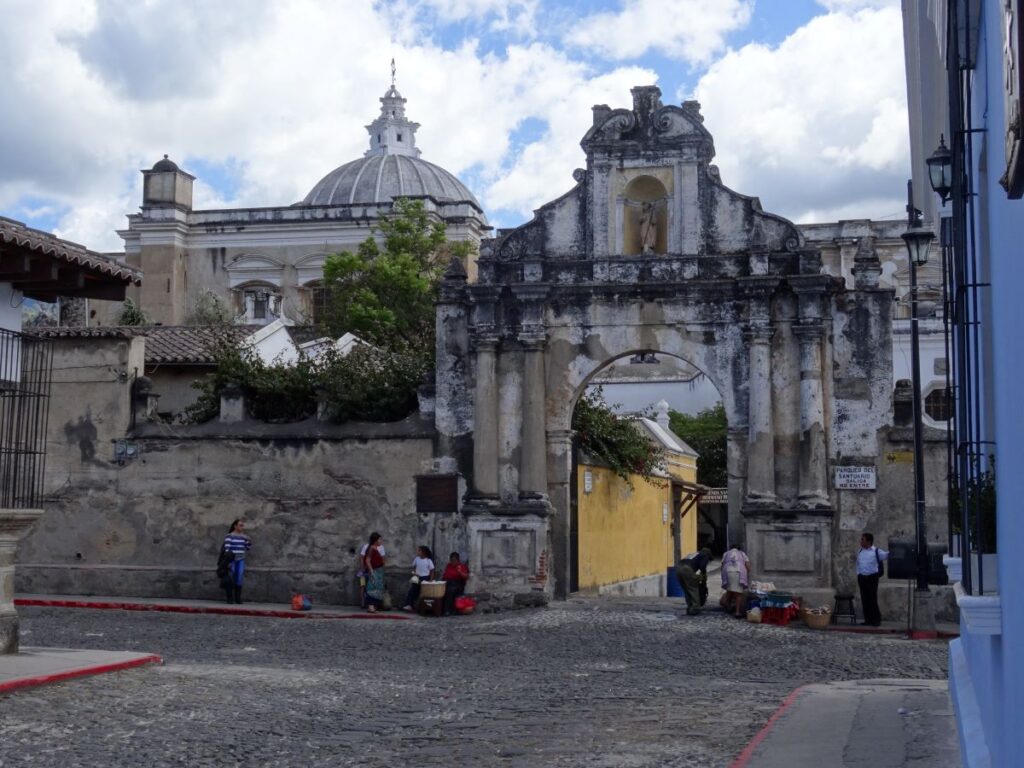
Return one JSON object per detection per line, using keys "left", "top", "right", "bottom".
{"left": 0, "top": 249, "right": 132, "bottom": 302}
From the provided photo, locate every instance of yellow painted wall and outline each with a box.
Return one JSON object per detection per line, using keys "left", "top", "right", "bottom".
{"left": 577, "top": 451, "right": 698, "bottom": 592}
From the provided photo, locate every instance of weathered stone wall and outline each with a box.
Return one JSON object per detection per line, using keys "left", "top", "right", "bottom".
{"left": 19, "top": 335, "right": 441, "bottom": 604}
{"left": 18, "top": 429, "right": 437, "bottom": 604}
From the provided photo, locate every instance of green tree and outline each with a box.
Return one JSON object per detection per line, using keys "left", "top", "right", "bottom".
{"left": 572, "top": 388, "right": 665, "bottom": 488}
{"left": 187, "top": 290, "right": 233, "bottom": 325}
{"left": 321, "top": 198, "right": 449, "bottom": 349}
{"left": 669, "top": 403, "right": 727, "bottom": 487}
{"left": 114, "top": 298, "right": 149, "bottom": 326}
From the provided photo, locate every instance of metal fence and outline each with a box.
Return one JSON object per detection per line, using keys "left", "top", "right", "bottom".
{"left": 0, "top": 328, "right": 53, "bottom": 509}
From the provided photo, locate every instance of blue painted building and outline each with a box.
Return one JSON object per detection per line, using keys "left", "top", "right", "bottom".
{"left": 903, "top": 1, "right": 1023, "bottom": 765}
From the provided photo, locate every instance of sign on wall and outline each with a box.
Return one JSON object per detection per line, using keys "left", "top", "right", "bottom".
{"left": 834, "top": 466, "right": 877, "bottom": 490}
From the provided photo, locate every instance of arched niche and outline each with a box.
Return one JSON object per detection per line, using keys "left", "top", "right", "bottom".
{"left": 225, "top": 255, "right": 284, "bottom": 289}
{"left": 622, "top": 175, "right": 669, "bottom": 256}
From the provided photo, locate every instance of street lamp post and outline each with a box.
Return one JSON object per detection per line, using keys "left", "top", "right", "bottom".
{"left": 901, "top": 180, "right": 937, "bottom": 637}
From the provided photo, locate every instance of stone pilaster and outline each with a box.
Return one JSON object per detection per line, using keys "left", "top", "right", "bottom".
{"left": 546, "top": 428, "right": 574, "bottom": 599}
{"left": 744, "top": 324, "right": 776, "bottom": 506}
{"left": 793, "top": 321, "right": 830, "bottom": 508}
{"left": 519, "top": 334, "right": 548, "bottom": 499}
{"left": 741, "top": 278, "right": 778, "bottom": 507}
{"left": 471, "top": 336, "right": 500, "bottom": 497}
{"left": 0, "top": 509, "right": 42, "bottom": 654}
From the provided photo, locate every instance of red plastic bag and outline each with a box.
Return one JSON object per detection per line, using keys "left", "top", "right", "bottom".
{"left": 291, "top": 594, "right": 312, "bottom": 611}
{"left": 454, "top": 596, "right": 476, "bottom": 615}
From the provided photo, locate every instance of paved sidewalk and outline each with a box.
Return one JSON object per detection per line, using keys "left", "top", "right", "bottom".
{"left": 0, "top": 647, "right": 161, "bottom": 694}
{"left": 15, "top": 593, "right": 415, "bottom": 621}
{"left": 732, "top": 678, "right": 961, "bottom": 768}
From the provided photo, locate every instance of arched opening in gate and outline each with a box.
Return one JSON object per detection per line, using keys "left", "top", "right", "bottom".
{"left": 565, "top": 350, "right": 731, "bottom": 598}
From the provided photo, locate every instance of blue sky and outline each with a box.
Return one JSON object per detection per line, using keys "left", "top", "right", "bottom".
{"left": 0, "top": 0, "right": 907, "bottom": 251}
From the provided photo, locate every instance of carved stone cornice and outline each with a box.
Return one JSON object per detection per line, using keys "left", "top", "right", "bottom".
{"left": 737, "top": 276, "right": 781, "bottom": 299}
{"left": 743, "top": 324, "right": 775, "bottom": 344}
{"left": 472, "top": 333, "right": 499, "bottom": 352}
{"left": 518, "top": 332, "right": 546, "bottom": 351}
{"left": 791, "top": 320, "right": 825, "bottom": 342}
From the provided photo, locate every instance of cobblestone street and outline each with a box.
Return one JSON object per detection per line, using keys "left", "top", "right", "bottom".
{"left": 0, "top": 600, "right": 950, "bottom": 767}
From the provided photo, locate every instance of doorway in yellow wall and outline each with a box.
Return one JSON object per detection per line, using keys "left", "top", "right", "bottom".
{"left": 568, "top": 350, "right": 728, "bottom": 598}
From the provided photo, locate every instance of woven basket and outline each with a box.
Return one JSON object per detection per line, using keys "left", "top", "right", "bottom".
{"left": 801, "top": 610, "right": 831, "bottom": 630}
{"left": 420, "top": 581, "right": 446, "bottom": 599}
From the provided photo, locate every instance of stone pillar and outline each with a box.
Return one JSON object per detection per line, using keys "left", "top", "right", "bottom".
{"left": 0, "top": 509, "right": 42, "bottom": 654}
{"left": 742, "top": 279, "right": 779, "bottom": 507}
{"left": 744, "top": 325, "right": 776, "bottom": 505}
{"left": 219, "top": 382, "right": 246, "bottom": 423}
{"left": 727, "top": 427, "right": 747, "bottom": 544}
{"left": 546, "top": 428, "right": 574, "bottom": 599}
{"left": 794, "top": 321, "right": 830, "bottom": 508}
{"left": 519, "top": 335, "right": 547, "bottom": 498}
{"left": 132, "top": 376, "right": 160, "bottom": 423}
{"left": 472, "top": 336, "right": 499, "bottom": 497}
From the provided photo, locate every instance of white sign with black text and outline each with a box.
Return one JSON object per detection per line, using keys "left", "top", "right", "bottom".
{"left": 834, "top": 466, "right": 876, "bottom": 490}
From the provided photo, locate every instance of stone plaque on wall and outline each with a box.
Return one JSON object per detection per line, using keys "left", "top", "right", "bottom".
{"left": 761, "top": 531, "right": 817, "bottom": 572}
{"left": 481, "top": 531, "right": 535, "bottom": 571}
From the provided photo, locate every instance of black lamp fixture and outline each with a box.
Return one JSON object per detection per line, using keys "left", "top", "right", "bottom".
{"left": 926, "top": 135, "right": 953, "bottom": 204}
{"left": 901, "top": 223, "right": 934, "bottom": 266}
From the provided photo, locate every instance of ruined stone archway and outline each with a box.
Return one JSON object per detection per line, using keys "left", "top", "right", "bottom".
{"left": 432, "top": 86, "right": 894, "bottom": 608}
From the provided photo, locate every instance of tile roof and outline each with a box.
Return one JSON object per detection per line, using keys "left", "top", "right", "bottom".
{"left": 31, "top": 325, "right": 260, "bottom": 365}
{"left": 0, "top": 217, "right": 142, "bottom": 285}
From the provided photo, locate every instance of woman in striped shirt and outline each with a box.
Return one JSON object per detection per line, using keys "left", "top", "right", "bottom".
{"left": 222, "top": 519, "right": 251, "bottom": 604}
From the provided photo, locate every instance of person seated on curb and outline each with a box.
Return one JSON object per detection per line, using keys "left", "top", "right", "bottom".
{"left": 403, "top": 545, "right": 436, "bottom": 611}
{"left": 676, "top": 548, "right": 713, "bottom": 616}
{"left": 442, "top": 552, "right": 470, "bottom": 615}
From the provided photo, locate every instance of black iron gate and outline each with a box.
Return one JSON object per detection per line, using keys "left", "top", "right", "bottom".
{"left": 0, "top": 328, "right": 53, "bottom": 509}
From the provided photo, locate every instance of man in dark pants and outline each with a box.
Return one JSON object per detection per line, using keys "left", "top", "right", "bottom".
{"left": 856, "top": 532, "right": 888, "bottom": 626}
{"left": 676, "top": 548, "right": 713, "bottom": 615}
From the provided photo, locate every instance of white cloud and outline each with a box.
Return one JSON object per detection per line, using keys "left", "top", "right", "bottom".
{"left": 566, "top": 0, "right": 752, "bottom": 64}
{"left": 816, "top": 0, "right": 899, "bottom": 10}
{"left": 416, "top": 0, "right": 539, "bottom": 33}
{"left": 0, "top": 0, "right": 912, "bottom": 254}
{"left": 692, "top": 5, "right": 910, "bottom": 223}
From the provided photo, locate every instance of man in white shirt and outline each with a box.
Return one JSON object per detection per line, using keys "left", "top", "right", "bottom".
{"left": 856, "top": 532, "right": 888, "bottom": 626}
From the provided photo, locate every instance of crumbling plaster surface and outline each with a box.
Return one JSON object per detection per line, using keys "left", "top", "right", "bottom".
{"left": 433, "top": 85, "right": 924, "bottom": 615}
{"left": 21, "top": 363, "right": 440, "bottom": 604}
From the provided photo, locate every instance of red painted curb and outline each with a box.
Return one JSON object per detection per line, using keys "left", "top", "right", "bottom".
{"left": 0, "top": 654, "right": 162, "bottom": 695}
{"left": 15, "top": 598, "right": 412, "bottom": 622}
{"left": 728, "top": 684, "right": 810, "bottom": 768}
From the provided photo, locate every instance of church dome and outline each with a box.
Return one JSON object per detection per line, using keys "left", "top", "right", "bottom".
{"left": 302, "top": 154, "right": 482, "bottom": 209}
{"left": 300, "top": 71, "right": 484, "bottom": 217}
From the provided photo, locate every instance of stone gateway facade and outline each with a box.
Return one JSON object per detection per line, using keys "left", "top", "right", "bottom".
{"left": 433, "top": 86, "right": 897, "bottom": 606}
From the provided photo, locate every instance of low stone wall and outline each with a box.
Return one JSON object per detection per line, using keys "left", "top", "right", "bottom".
{"left": 16, "top": 418, "right": 445, "bottom": 606}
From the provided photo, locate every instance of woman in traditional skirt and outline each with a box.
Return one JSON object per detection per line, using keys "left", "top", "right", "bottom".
{"left": 362, "top": 532, "right": 387, "bottom": 612}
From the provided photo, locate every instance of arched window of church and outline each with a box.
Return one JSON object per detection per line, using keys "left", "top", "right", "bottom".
{"left": 233, "top": 282, "right": 279, "bottom": 325}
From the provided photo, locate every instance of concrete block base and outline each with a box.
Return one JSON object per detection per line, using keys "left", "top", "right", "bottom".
{"left": 597, "top": 573, "right": 665, "bottom": 597}
{"left": 0, "top": 614, "right": 18, "bottom": 655}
